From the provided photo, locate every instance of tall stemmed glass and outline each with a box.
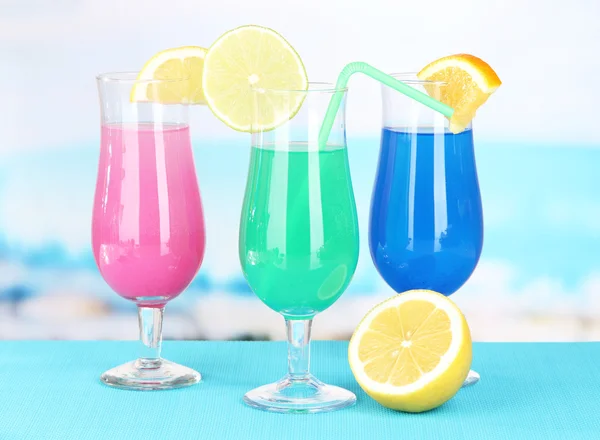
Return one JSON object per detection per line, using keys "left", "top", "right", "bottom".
{"left": 93, "top": 73, "right": 205, "bottom": 390}
{"left": 239, "top": 83, "right": 359, "bottom": 412}
{"left": 369, "top": 74, "right": 483, "bottom": 386}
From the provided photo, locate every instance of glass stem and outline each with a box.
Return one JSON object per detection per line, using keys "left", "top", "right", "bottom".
{"left": 137, "top": 306, "right": 164, "bottom": 369}
{"left": 286, "top": 319, "right": 312, "bottom": 380}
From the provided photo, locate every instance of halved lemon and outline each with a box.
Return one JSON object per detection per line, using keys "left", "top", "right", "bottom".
{"left": 202, "top": 25, "right": 308, "bottom": 132}
{"left": 417, "top": 54, "right": 502, "bottom": 133}
{"left": 348, "top": 290, "right": 472, "bottom": 413}
{"left": 131, "top": 46, "right": 208, "bottom": 104}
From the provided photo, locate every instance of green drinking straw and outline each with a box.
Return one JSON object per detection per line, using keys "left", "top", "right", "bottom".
{"left": 318, "top": 62, "right": 455, "bottom": 146}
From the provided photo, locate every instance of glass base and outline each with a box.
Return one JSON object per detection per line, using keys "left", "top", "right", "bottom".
{"left": 462, "top": 369, "right": 480, "bottom": 387}
{"left": 101, "top": 358, "right": 201, "bottom": 391}
{"left": 243, "top": 374, "right": 356, "bottom": 413}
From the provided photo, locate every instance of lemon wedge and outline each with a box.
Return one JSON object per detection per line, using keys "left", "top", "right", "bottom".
{"left": 202, "top": 25, "right": 308, "bottom": 132}
{"left": 131, "top": 46, "right": 208, "bottom": 104}
{"left": 348, "top": 290, "right": 472, "bottom": 413}
{"left": 417, "top": 54, "right": 502, "bottom": 133}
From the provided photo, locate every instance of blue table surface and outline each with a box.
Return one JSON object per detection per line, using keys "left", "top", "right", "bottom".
{"left": 0, "top": 341, "right": 598, "bottom": 440}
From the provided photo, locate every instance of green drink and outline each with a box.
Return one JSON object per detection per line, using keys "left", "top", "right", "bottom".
{"left": 239, "top": 82, "right": 358, "bottom": 413}
{"left": 239, "top": 143, "right": 359, "bottom": 319}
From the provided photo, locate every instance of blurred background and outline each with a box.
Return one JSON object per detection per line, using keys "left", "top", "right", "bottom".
{"left": 0, "top": 0, "right": 598, "bottom": 342}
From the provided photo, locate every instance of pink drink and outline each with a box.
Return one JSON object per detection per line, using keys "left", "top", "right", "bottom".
{"left": 92, "top": 123, "right": 205, "bottom": 307}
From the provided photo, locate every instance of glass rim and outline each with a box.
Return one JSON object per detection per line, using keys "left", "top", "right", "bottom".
{"left": 388, "top": 72, "right": 447, "bottom": 86}
{"left": 96, "top": 71, "right": 191, "bottom": 84}
{"left": 252, "top": 81, "right": 348, "bottom": 95}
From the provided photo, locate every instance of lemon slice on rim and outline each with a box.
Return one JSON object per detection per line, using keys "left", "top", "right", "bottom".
{"left": 348, "top": 290, "right": 472, "bottom": 413}
{"left": 202, "top": 25, "right": 308, "bottom": 132}
{"left": 417, "top": 54, "right": 502, "bottom": 133}
{"left": 131, "top": 46, "right": 208, "bottom": 104}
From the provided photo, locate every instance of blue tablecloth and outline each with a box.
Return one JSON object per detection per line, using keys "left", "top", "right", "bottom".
{"left": 0, "top": 341, "right": 598, "bottom": 439}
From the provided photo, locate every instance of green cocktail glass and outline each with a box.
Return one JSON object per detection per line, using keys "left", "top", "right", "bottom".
{"left": 239, "top": 83, "right": 359, "bottom": 413}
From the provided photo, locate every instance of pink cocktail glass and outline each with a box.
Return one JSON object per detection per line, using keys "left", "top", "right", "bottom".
{"left": 94, "top": 72, "right": 205, "bottom": 390}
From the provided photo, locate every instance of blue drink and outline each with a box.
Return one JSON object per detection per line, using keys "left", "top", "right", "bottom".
{"left": 369, "top": 127, "right": 483, "bottom": 295}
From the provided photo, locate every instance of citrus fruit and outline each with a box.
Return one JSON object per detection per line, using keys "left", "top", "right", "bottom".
{"left": 202, "top": 25, "right": 308, "bottom": 132}
{"left": 348, "top": 290, "right": 472, "bottom": 413}
{"left": 417, "top": 54, "right": 501, "bottom": 133}
{"left": 131, "top": 46, "right": 208, "bottom": 104}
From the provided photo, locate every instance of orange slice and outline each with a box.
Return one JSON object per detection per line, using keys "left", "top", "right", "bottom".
{"left": 417, "top": 54, "right": 501, "bottom": 133}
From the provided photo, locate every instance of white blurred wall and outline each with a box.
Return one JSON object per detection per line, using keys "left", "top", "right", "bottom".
{"left": 0, "top": 0, "right": 599, "bottom": 155}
